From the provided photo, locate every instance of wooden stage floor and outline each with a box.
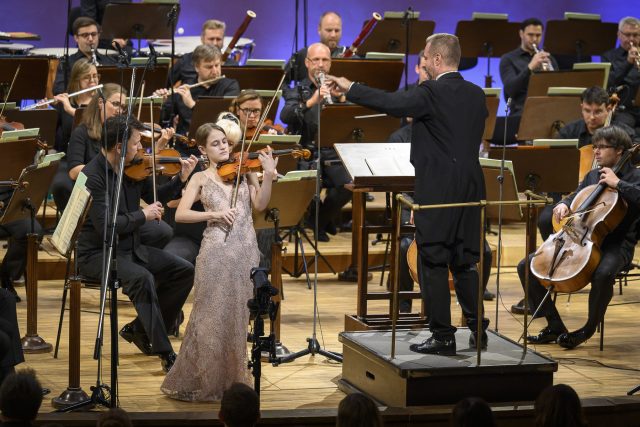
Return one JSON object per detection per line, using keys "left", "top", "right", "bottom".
{"left": 11, "top": 224, "right": 640, "bottom": 415}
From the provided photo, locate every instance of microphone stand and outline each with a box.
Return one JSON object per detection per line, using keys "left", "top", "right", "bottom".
{"left": 62, "top": 0, "right": 72, "bottom": 92}
{"left": 402, "top": 7, "right": 413, "bottom": 91}
{"left": 167, "top": 4, "right": 180, "bottom": 126}
{"left": 493, "top": 98, "right": 511, "bottom": 332}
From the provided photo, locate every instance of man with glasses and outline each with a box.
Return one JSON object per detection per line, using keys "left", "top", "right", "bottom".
{"left": 280, "top": 42, "right": 349, "bottom": 242}
{"left": 519, "top": 126, "right": 640, "bottom": 349}
{"left": 602, "top": 16, "right": 640, "bottom": 129}
{"left": 53, "top": 17, "right": 117, "bottom": 95}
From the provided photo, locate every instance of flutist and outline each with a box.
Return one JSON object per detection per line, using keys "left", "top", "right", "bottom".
{"left": 159, "top": 45, "right": 240, "bottom": 157}
{"left": 53, "top": 17, "right": 116, "bottom": 95}
{"left": 602, "top": 16, "right": 640, "bottom": 129}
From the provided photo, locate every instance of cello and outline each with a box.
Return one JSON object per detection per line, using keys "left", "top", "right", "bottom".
{"left": 531, "top": 142, "right": 640, "bottom": 294}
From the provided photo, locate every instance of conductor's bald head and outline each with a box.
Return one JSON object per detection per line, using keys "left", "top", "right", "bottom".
{"left": 425, "top": 33, "right": 461, "bottom": 68}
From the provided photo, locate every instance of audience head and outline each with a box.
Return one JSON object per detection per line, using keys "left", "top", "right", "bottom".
{"left": 219, "top": 383, "right": 260, "bottom": 427}
{"left": 0, "top": 369, "right": 43, "bottom": 422}
{"left": 451, "top": 397, "right": 496, "bottom": 427}
{"left": 67, "top": 58, "right": 99, "bottom": 94}
{"left": 580, "top": 86, "right": 611, "bottom": 133}
{"left": 423, "top": 33, "right": 461, "bottom": 78}
{"left": 192, "top": 44, "right": 223, "bottom": 82}
{"left": 519, "top": 18, "right": 544, "bottom": 53}
{"left": 72, "top": 17, "right": 100, "bottom": 55}
{"left": 201, "top": 19, "right": 226, "bottom": 49}
{"left": 534, "top": 384, "right": 586, "bottom": 427}
{"left": 97, "top": 408, "right": 133, "bottom": 427}
{"left": 617, "top": 16, "right": 640, "bottom": 51}
{"left": 336, "top": 393, "right": 383, "bottom": 427}
{"left": 306, "top": 42, "right": 332, "bottom": 81}
{"left": 318, "top": 11, "right": 342, "bottom": 49}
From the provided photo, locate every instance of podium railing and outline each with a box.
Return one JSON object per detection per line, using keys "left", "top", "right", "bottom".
{"left": 391, "top": 191, "right": 553, "bottom": 365}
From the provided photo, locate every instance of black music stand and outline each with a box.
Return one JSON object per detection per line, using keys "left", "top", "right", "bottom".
{"left": 330, "top": 59, "right": 404, "bottom": 92}
{"left": 517, "top": 96, "right": 581, "bottom": 141}
{"left": 98, "top": 65, "right": 170, "bottom": 97}
{"left": 100, "top": 3, "right": 174, "bottom": 51}
{"left": 357, "top": 19, "right": 435, "bottom": 56}
{"left": 5, "top": 109, "right": 57, "bottom": 149}
{"left": 221, "top": 66, "right": 284, "bottom": 91}
{"left": 319, "top": 105, "right": 401, "bottom": 147}
{"left": 0, "top": 58, "right": 49, "bottom": 101}
{"left": 455, "top": 19, "right": 521, "bottom": 88}
{"left": 544, "top": 19, "right": 617, "bottom": 63}
{"left": 527, "top": 70, "right": 606, "bottom": 98}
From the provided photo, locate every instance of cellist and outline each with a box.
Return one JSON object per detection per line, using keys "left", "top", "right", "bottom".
{"left": 519, "top": 126, "right": 640, "bottom": 349}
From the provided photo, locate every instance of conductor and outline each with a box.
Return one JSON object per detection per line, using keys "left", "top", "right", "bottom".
{"left": 328, "top": 33, "right": 489, "bottom": 355}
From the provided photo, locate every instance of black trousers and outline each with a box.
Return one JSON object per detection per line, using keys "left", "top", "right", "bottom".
{"left": 417, "top": 243, "right": 489, "bottom": 341}
{"left": 537, "top": 193, "right": 563, "bottom": 241}
{"left": 316, "top": 148, "right": 352, "bottom": 232}
{"left": 163, "top": 236, "right": 200, "bottom": 266}
{"left": 0, "top": 288, "right": 24, "bottom": 385}
{"left": 0, "top": 218, "right": 42, "bottom": 289}
{"left": 79, "top": 246, "right": 194, "bottom": 354}
{"left": 139, "top": 220, "right": 173, "bottom": 249}
{"left": 517, "top": 243, "right": 627, "bottom": 336}
{"left": 51, "top": 163, "right": 74, "bottom": 213}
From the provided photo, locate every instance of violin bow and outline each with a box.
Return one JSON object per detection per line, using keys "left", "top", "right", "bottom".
{"left": 149, "top": 98, "right": 158, "bottom": 207}
{"left": 0, "top": 65, "right": 20, "bottom": 118}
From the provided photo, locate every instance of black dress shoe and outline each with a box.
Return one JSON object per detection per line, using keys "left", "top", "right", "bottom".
{"left": 159, "top": 351, "right": 177, "bottom": 373}
{"left": 409, "top": 336, "right": 456, "bottom": 356}
{"left": 526, "top": 326, "right": 566, "bottom": 344}
{"left": 168, "top": 310, "right": 185, "bottom": 338}
{"left": 325, "top": 222, "right": 338, "bottom": 236}
{"left": 4, "top": 285, "right": 21, "bottom": 303}
{"left": 316, "top": 231, "right": 330, "bottom": 242}
{"left": 557, "top": 329, "right": 590, "bottom": 349}
{"left": 483, "top": 289, "right": 495, "bottom": 301}
{"left": 119, "top": 323, "right": 153, "bottom": 355}
{"left": 469, "top": 331, "right": 488, "bottom": 350}
{"left": 511, "top": 298, "right": 531, "bottom": 315}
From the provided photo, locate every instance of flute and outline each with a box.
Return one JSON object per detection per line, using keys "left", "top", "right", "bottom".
{"left": 186, "top": 75, "right": 226, "bottom": 89}
{"left": 22, "top": 84, "right": 104, "bottom": 110}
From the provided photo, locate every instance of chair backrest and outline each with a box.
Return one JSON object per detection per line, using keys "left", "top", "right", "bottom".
{"left": 50, "top": 172, "right": 92, "bottom": 259}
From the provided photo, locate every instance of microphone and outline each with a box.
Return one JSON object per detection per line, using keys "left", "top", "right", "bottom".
{"left": 609, "top": 84, "right": 627, "bottom": 94}
{"left": 505, "top": 97, "right": 512, "bottom": 115}
{"left": 113, "top": 41, "right": 128, "bottom": 59}
{"left": 148, "top": 43, "right": 158, "bottom": 68}
{"left": 315, "top": 72, "right": 333, "bottom": 105}
{"left": 402, "top": 7, "right": 413, "bottom": 26}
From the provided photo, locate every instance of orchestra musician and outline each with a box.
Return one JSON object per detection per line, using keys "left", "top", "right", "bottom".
{"left": 519, "top": 126, "right": 640, "bottom": 349}
{"left": 328, "top": 33, "right": 489, "bottom": 355}
{"left": 160, "top": 45, "right": 240, "bottom": 155}
{"left": 77, "top": 115, "right": 197, "bottom": 372}
{"left": 229, "top": 89, "right": 283, "bottom": 137}
{"left": 602, "top": 16, "right": 640, "bottom": 129}
{"left": 66, "top": 83, "right": 175, "bottom": 249}
{"left": 281, "top": 42, "right": 350, "bottom": 242}
{"left": 50, "top": 58, "right": 100, "bottom": 212}
{"left": 53, "top": 17, "right": 117, "bottom": 95}
{"left": 284, "top": 11, "right": 345, "bottom": 85}
{"left": 169, "top": 19, "right": 237, "bottom": 86}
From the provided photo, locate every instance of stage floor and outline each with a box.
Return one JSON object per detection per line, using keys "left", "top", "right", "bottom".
{"left": 12, "top": 227, "right": 640, "bottom": 414}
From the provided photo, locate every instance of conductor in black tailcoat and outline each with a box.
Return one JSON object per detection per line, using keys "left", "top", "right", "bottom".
{"left": 328, "top": 33, "right": 489, "bottom": 355}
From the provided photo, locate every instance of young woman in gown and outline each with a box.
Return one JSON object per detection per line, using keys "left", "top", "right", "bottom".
{"left": 161, "top": 122, "right": 277, "bottom": 401}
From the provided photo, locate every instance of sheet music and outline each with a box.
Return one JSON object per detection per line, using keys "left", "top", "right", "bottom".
{"left": 335, "top": 143, "right": 414, "bottom": 179}
{"left": 364, "top": 156, "right": 414, "bottom": 176}
{"left": 51, "top": 173, "right": 91, "bottom": 257}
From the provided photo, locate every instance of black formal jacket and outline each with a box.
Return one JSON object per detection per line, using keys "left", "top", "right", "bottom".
{"left": 284, "top": 46, "right": 345, "bottom": 85}
{"left": 347, "top": 72, "right": 487, "bottom": 257}
{"left": 601, "top": 47, "right": 640, "bottom": 111}
{"left": 558, "top": 119, "right": 637, "bottom": 148}
{"left": 53, "top": 50, "right": 117, "bottom": 95}
{"left": 77, "top": 152, "right": 184, "bottom": 262}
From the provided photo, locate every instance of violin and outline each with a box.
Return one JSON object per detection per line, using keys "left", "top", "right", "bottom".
{"left": 244, "top": 119, "right": 285, "bottom": 139}
{"left": 217, "top": 148, "right": 311, "bottom": 182}
{"left": 139, "top": 123, "right": 194, "bottom": 148}
{"left": 0, "top": 115, "right": 25, "bottom": 135}
{"left": 124, "top": 148, "right": 207, "bottom": 181}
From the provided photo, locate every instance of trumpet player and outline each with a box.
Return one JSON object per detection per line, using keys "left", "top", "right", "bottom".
{"left": 602, "top": 16, "right": 640, "bottom": 129}
{"left": 499, "top": 18, "right": 558, "bottom": 115}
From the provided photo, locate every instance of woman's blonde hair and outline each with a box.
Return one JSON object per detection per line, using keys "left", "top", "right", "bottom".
{"left": 67, "top": 58, "right": 96, "bottom": 94}
{"left": 81, "top": 83, "right": 126, "bottom": 140}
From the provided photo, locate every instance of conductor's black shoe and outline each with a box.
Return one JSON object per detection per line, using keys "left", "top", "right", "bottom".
{"left": 159, "top": 351, "right": 177, "bottom": 373}
{"left": 483, "top": 289, "right": 495, "bottom": 301}
{"left": 469, "top": 331, "right": 488, "bottom": 350}
{"left": 511, "top": 298, "right": 532, "bottom": 315}
{"left": 409, "top": 336, "right": 456, "bottom": 356}
{"left": 3, "top": 285, "right": 21, "bottom": 303}
{"left": 325, "top": 221, "right": 338, "bottom": 236}
{"left": 557, "top": 328, "right": 590, "bottom": 350}
{"left": 316, "top": 230, "right": 330, "bottom": 242}
{"left": 119, "top": 323, "right": 153, "bottom": 355}
{"left": 526, "top": 326, "right": 566, "bottom": 344}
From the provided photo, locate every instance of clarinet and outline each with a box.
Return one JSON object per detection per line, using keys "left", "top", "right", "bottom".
{"left": 315, "top": 72, "right": 333, "bottom": 105}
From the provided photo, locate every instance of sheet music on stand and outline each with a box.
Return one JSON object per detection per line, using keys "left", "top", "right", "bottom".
{"left": 334, "top": 143, "right": 414, "bottom": 190}
{"left": 50, "top": 172, "right": 91, "bottom": 257}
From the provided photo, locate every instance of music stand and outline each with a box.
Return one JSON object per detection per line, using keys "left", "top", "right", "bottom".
{"left": 2, "top": 161, "right": 60, "bottom": 353}
{"left": 517, "top": 96, "right": 582, "bottom": 141}
{"left": 527, "top": 70, "right": 605, "bottom": 98}
{"left": 357, "top": 19, "right": 435, "bottom": 55}
{"left": 544, "top": 20, "right": 617, "bottom": 62}
{"left": 5, "top": 109, "right": 57, "bottom": 149}
{"left": 189, "top": 96, "right": 280, "bottom": 136}
{"left": 0, "top": 138, "right": 41, "bottom": 181}
{"left": 100, "top": 3, "right": 174, "bottom": 49}
{"left": 221, "top": 66, "right": 284, "bottom": 91}
{"left": 330, "top": 59, "right": 404, "bottom": 91}
{"left": 455, "top": 19, "right": 521, "bottom": 87}
{"left": 484, "top": 95, "right": 500, "bottom": 141}
{"left": 319, "top": 105, "right": 401, "bottom": 147}
{"left": 98, "top": 65, "right": 169, "bottom": 97}
{"left": 0, "top": 58, "right": 49, "bottom": 101}
{"left": 481, "top": 159, "right": 522, "bottom": 221}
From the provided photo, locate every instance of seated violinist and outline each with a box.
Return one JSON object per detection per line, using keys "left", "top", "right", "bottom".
{"left": 519, "top": 126, "right": 640, "bottom": 349}
{"left": 229, "top": 90, "right": 284, "bottom": 138}
{"left": 77, "top": 115, "right": 197, "bottom": 371}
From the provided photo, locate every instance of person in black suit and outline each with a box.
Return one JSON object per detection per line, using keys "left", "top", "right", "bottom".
{"left": 77, "top": 115, "right": 197, "bottom": 372}
{"left": 0, "top": 289, "right": 23, "bottom": 386}
{"left": 328, "top": 33, "right": 489, "bottom": 355}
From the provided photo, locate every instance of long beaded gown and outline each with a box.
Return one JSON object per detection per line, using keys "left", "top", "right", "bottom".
{"left": 161, "top": 173, "right": 259, "bottom": 401}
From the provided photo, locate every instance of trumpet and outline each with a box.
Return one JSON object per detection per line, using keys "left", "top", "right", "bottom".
{"left": 532, "top": 43, "right": 553, "bottom": 71}
{"left": 22, "top": 84, "right": 104, "bottom": 110}
{"left": 630, "top": 42, "right": 640, "bottom": 69}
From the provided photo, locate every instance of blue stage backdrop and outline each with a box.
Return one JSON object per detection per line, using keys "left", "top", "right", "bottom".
{"left": 1, "top": 0, "right": 634, "bottom": 111}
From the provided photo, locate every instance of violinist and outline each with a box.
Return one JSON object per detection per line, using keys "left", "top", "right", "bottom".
{"left": 169, "top": 19, "right": 236, "bottom": 86}
{"left": 160, "top": 44, "right": 240, "bottom": 155}
{"left": 281, "top": 42, "right": 349, "bottom": 242}
{"left": 229, "top": 90, "right": 284, "bottom": 139}
{"left": 53, "top": 17, "right": 117, "bottom": 95}
{"left": 77, "top": 115, "right": 197, "bottom": 371}
{"left": 602, "top": 17, "right": 640, "bottom": 129}
{"left": 66, "top": 84, "right": 175, "bottom": 248}
{"left": 520, "top": 126, "right": 640, "bottom": 349}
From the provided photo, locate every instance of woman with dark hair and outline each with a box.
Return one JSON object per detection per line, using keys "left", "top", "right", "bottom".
{"left": 534, "top": 384, "right": 587, "bottom": 427}
{"left": 451, "top": 397, "right": 496, "bottom": 427}
{"left": 336, "top": 393, "right": 384, "bottom": 427}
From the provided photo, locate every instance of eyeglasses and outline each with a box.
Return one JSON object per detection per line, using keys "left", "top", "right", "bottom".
{"left": 82, "top": 73, "right": 101, "bottom": 82}
{"left": 239, "top": 108, "right": 261, "bottom": 116}
{"left": 593, "top": 144, "right": 615, "bottom": 150}
{"left": 77, "top": 31, "right": 100, "bottom": 39}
